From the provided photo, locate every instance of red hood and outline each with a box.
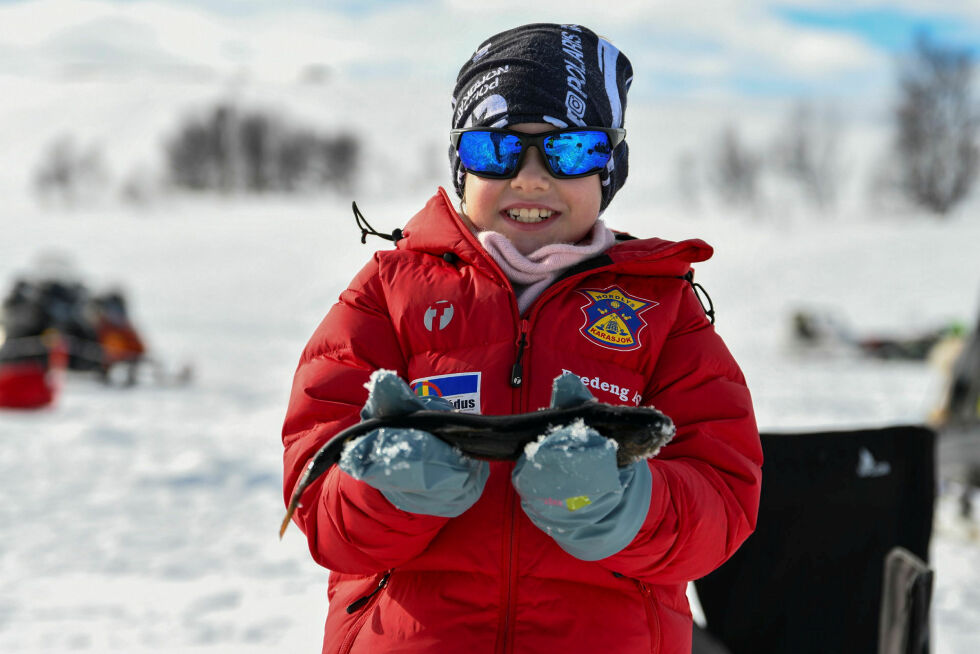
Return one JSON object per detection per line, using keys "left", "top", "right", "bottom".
{"left": 398, "top": 188, "right": 714, "bottom": 280}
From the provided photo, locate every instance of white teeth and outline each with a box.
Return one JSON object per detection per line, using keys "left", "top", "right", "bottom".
{"left": 506, "top": 208, "right": 554, "bottom": 223}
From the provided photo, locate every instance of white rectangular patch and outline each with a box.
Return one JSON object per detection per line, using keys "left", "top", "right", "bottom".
{"left": 409, "top": 372, "right": 482, "bottom": 414}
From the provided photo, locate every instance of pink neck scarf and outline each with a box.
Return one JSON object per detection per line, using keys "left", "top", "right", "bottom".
{"left": 477, "top": 220, "right": 616, "bottom": 314}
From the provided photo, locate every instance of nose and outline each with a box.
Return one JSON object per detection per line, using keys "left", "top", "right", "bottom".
{"left": 510, "top": 146, "right": 551, "bottom": 192}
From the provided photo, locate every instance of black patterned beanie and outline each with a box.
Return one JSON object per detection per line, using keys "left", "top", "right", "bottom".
{"left": 450, "top": 23, "right": 633, "bottom": 211}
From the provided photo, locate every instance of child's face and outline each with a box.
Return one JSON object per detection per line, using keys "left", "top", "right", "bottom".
{"left": 461, "top": 123, "right": 602, "bottom": 255}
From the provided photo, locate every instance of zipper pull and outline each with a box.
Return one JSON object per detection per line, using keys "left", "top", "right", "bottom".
{"left": 510, "top": 321, "right": 529, "bottom": 387}
{"left": 345, "top": 571, "right": 392, "bottom": 614}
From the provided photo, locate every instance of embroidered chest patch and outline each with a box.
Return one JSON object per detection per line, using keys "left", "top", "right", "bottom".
{"left": 577, "top": 286, "right": 658, "bottom": 351}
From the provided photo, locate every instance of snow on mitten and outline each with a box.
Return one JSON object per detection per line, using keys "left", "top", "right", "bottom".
{"left": 339, "top": 370, "right": 489, "bottom": 517}
{"left": 511, "top": 374, "right": 652, "bottom": 560}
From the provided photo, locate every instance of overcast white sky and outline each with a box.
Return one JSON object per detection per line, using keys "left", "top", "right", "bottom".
{"left": 2, "top": 0, "right": 979, "bottom": 103}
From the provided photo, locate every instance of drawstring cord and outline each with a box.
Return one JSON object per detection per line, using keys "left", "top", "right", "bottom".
{"left": 352, "top": 201, "right": 403, "bottom": 244}
{"left": 681, "top": 271, "right": 716, "bottom": 324}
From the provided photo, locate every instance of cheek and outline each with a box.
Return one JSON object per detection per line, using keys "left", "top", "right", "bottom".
{"left": 567, "top": 176, "right": 602, "bottom": 215}
{"left": 586, "top": 176, "right": 602, "bottom": 208}
{"left": 461, "top": 175, "right": 502, "bottom": 230}
{"left": 462, "top": 173, "right": 479, "bottom": 207}
{"left": 463, "top": 174, "right": 500, "bottom": 213}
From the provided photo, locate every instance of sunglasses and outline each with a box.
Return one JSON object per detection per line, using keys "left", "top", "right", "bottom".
{"left": 450, "top": 127, "right": 626, "bottom": 179}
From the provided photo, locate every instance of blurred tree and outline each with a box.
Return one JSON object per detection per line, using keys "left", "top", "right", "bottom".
{"left": 319, "top": 133, "right": 359, "bottom": 192}
{"left": 33, "top": 136, "right": 108, "bottom": 207}
{"left": 710, "top": 125, "right": 760, "bottom": 208}
{"left": 34, "top": 138, "right": 75, "bottom": 202}
{"left": 771, "top": 101, "right": 842, "bottom": 211}
{"left": 278, "top": 129, "right": 314, "bottom": 191}
{"left": 207, "top": 104, "right": 238, "bottom": 193}
{"left": 166, "top": 102, "right": 359, "bottom": 195}
{"left": 166, "top": 119, "right": 212, "bottom": 190}
{"left": 241, "top": 112, "right": 275, "bottom": 192}
{"left": 894, "top": 33, "right": 979, "bottom": 215}
{"left": 674, "top": 151, "right": 701, "bottom": 208}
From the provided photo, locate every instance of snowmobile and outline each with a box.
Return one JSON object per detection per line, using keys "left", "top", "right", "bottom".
{"left": 0, "top": 275, "right": 189, "bottom": 409}
{"left": 790, "top": 307, "right": 962, "bottom": 361}
{"left": 0, "top": 279, "right": 65, "bottom": 408}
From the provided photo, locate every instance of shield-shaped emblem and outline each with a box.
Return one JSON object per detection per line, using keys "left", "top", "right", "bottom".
{"left": 577, "top": 286, "right": 657, "bottom": 351}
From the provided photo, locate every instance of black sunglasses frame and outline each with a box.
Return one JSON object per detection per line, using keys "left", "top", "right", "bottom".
{"left": 450, "top": 127, "right": 627, "bottom": 180}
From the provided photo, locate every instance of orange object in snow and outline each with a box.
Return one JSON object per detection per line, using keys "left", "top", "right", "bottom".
{"left": 98, "top": 324, "right": 145, "bottom": 367}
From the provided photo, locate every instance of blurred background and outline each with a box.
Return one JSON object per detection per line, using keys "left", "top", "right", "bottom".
{"left": 0, "top": 1, "right": 978, "bottom": 652}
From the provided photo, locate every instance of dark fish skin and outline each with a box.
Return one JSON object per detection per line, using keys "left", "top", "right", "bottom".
{"left": 280, "top": 402, "right": 674, "bottom": 537}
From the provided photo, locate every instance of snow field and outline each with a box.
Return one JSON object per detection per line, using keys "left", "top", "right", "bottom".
{"left": 1, "top": 196, "right": 978, "bottom": 652}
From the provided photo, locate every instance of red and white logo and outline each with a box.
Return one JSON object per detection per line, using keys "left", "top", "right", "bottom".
{"left": 424, "top": 301, "right": 455, "bottom": 331}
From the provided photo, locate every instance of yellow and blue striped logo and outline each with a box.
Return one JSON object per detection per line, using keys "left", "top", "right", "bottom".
{"left": 410, "top": 372, "right": 482, "bottom": 414}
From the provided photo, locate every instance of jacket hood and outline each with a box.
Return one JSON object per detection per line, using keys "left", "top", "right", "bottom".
{"left": 398, "top": 188, "right": 713, "bottom": 279}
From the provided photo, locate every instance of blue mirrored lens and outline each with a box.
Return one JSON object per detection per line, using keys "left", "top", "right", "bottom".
{"left": 543, "top": 131, "right": 612, "bottom": 176}
{"left": 457, "top": 131, "right": 522, "bottom": 175}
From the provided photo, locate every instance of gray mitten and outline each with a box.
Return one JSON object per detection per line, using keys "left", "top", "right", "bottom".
{"left": 512, "top": 373, "right": 652, "bottom": 560}
{"left": 339, "top": 370, "right": 489, "bottom": 517}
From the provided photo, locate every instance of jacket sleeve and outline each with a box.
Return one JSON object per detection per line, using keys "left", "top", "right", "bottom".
{"left": 601, "top": 282, "right": 763, "bottom": 584}
{"left": 281, "top": 256, "right": 451, "bottom": 574}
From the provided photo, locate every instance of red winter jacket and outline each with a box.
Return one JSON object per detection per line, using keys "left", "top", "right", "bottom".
{"left": 282, "top": 188, "right": 762, "bottom": 654}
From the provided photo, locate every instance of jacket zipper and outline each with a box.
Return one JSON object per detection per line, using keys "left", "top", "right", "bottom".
{"left": 635, "top": 580, "right": 661, "bottom": 653}
{"left": 339, "top": 571, "right": 391, "bottom": 653}
{"left": 510, "top": 320, "right": 529, "bottom": 387}
{"left": 498, "top": 255, "right": 678, "bottom": 653}
{"left": 345, "top": 570, "right": 391, "bottom": 613}
{"left": 495, "top": 481, "right": 520, "bottom": 654}
{"left": 497, "top": 315, "right": 529, "bottom": 654}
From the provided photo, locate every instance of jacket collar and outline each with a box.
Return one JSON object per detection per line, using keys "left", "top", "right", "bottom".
{"left": 398, "top": 188, "right": 714, "bottom": 279}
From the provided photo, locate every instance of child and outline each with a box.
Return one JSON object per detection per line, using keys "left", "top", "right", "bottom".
{"left": 282, "top": 23, "right": 762, "bottom": 654}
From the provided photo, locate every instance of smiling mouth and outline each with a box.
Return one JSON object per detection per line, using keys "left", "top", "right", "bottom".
{"left": 504, "top": 208, "right": 556, "bottom": 224}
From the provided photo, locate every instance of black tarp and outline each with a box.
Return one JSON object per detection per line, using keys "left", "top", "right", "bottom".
{"left": 695, "top": 426, "right": 936, "bottom": 654}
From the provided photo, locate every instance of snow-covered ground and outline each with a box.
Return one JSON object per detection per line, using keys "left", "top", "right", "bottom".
{"left": 1, "top": 194, "right": 978, "bottom": 653}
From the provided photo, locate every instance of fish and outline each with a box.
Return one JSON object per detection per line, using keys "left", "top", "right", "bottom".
{"left": 280, "top": 401, "right": 675, "bottom": 537}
